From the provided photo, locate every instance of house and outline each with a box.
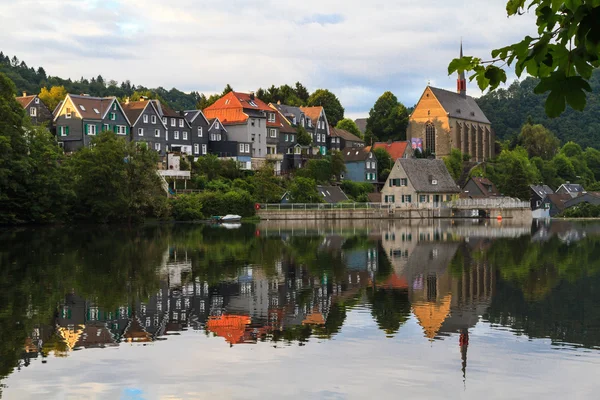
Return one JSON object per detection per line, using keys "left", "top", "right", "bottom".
{"left": 354, "top": 118, "right": 367, "bottom": 135}
{"left": 184, "top": 109, "right": 211, "bottom": 159}
{"left": 556, "top": 183, "right": 585, "bottom": 198}
{"left": 407, "top": 44, "right": 493, "bottom": 161}
{"left": 461, "top": 177, "right": 500, "bottom": 198}
{"left": 541, "top": 193, "right": 572, "bottom": 217}
{"left": 121, "top": 98, "right": 169, "bottom": 156}
{"left": 269, "top": 103, "right": 298, "bottom": 155}
{"left": 329, "top": 126, "right": 364, "bottom": 151}
{"left": 16, "top": 92, "right": 52, "bottom": 125}
{"left": 342, "top": 148, "right": 377, "bottom": 183}
{"left": 530, "top": 184, "right": 554, "bottom": 210}
{"left": 366, "top": 141, "right": 412, "bottom": 161}
{"left": 150, "top": 100, "right": 192, "bottom": 155}
{"left": 300, "top": 106, "right": 330, "bottom": 155}
{"left": 208, "top": 119, "right": 253, "bottom": 170}
{"left": 53, "top": 94, "right": 131, "bottom": 152}
{"left": 381, "top": 158, "right": 460, "bottom": 208}
{"left": 564, "top": 192, "right": 600, "bottom": 208}
{"left": 204, "top": 91, "right": 271, "bottom": 169}
{"left": 281, "top": 185, "right": 349, "bottom": 204}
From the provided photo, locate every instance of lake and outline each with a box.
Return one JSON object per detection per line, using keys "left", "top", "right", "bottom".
{"left": 1, "top": 219, "right": 600, "bottom": 399}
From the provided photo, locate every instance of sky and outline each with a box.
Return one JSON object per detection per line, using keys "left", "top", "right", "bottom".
{"left": 0, "top": 0, "right": 537, "bottom": 119}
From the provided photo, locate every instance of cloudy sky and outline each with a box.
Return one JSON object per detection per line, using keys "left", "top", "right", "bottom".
{"left": 1, "top": 0, "right": 536, "bottom": 118}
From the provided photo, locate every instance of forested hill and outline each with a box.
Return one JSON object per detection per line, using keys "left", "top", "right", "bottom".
{"left": 476, "top": 69, "right": 600, "bottom": 149}
{"left": 0, "top": 52, "right": 200, "bottom": 110}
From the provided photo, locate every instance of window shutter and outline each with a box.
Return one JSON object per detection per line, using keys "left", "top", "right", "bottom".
{"left": 97, "top": 124, "right": 100, "bottom": 134}
{"left": 85, "top": 124, "right": 88, "bottom": 135}
{"left": 65, "top": 126, "right": 69, "bottom": 136}
{"left": 125, "top": 126, "right": 129, "bottom": 135}
{"left": 113, "top": 125, "right": 117, "bottom": 133}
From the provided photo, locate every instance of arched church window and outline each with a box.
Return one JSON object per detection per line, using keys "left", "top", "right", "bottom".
{"left": 426, "top": 123, "right": 436, "bottom": 153}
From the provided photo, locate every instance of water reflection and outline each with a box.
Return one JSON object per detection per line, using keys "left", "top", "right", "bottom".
{"left": 2, "top": 219, "right": 600, "bottom": 398}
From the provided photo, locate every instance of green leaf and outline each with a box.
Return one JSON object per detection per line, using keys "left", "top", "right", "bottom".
{"left": 484, "top": 66, "right": 507, "bottom": 90}
{"left": 565, "top": 84, "right": 587, "bottom": 110}
{"left": 546, "top": 89, "right": 566, "bottom": 117}
{"left": 507, "top": 0, "right": 526, "bottom": 15}
{"left": 448, "top": 56, "right": 475, "bottom": 75}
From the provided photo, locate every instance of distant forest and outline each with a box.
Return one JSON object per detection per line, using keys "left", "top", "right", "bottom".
{"left": 476, "top": 69, "right": 600, "bottom": 149}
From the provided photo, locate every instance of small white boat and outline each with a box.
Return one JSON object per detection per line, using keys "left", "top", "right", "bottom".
{"left": 220, "top": 214, "right": 242, "bottom": 222}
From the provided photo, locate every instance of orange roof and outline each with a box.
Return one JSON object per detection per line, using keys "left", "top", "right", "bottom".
{"left": 204, "top": 91, "right": 274, "bottom": 126}
{"left": 206, "top": 314, "right": 251, "bottom": 345}
{"left": 300, "top": 106, "right": 323, "bottom": 124}
{"left": 381, "top": 273, "right": 409, "bottom": 290}
{"left": 16, "top": 95, "right": 36, "bottom": 108}
{"left": 367, "top": 142, "right": 409, "bottom": 161}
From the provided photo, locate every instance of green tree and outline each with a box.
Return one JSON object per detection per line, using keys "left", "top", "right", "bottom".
{"left": 519, "top": 123, "right": 560, "bottom": 160}
{"left": 373, "top": 148, "right": 393, "bottom": 182}
{"left": 560, "top": 141, "right": 584, "bottom": 158}
{"left": 449, "top": 0, "right": 600, "bottom": 117}
{"left": 296, "top": 125, "right": 312, "bottom": 146}
{"left": 251, "top": 164, "right": 285, "bottom": 203}
{"left": 194, "top": 154, "right": 222, "bottom": 180}
{"left": 335, "top": 118, "right": 363, "bottom": 139}
{"left": 307, "top": 89, "right": 344, "bottom": 126}
{"left": 330, "top": 151, "right": 347, "bottom": 181}
{"left": 170, "top": 193, "right": 204, "bottom": 220}
{"left": 366, "top": 91, "right": 409, "bottom": 142}
{"left": 443, "top": 148, "right": 463, "bottom": 182}
{"left": 584, "top": 147, "right": 600, "bottom": 181}
{"left": 288, "top": 177, "right": 321, "bottom": 203}
{"left": 551, "top": 153, "right": 576, "bottom": 182}
{"left": 296, "top": 159, "right": 332, "bottom": 183}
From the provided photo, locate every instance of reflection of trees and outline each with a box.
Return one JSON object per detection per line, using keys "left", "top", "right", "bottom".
{"left": 367, "top": 288, "right": 411, "bottom": 336}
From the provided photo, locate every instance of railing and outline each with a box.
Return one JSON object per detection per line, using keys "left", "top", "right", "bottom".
{"left": 159, "top": 170, "right": 191, "bottom": 179}
{"left": 259, "top": 203, "right": 392, "bottom": 211}
{"left": 449, "top": 198, "right": 530, "bottom": 209}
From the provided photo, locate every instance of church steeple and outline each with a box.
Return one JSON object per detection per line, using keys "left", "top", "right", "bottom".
{"left": 457, "top": 41, "right": 467, "bottom": 97}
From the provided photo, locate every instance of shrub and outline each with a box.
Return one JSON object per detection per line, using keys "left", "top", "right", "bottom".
{"left": 170, "top": 194, "right": 204, "bottom": 221}
{"left": 341, "top": 181, "right": 373, "bottom": 200}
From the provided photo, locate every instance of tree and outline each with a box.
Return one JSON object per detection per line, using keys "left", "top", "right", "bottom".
{"left": 366, "top": 92, "right": 409, "bottom": 142}
{"left": 296, "top": 126, "right": 312, "bottom": 146}
{"left": 584, "top": 148, "right": 600, "bottom": 181}
{"left": 443, "top": 149, "right": 463, "bottom": 182}
{"left": 373, "top": 148, "right": 393, "bottom": 182}
{"left": 330, "top": 151, "right": 347, "bottom": 181}
{"left": 288, "top": 177, "right": 321, "bottom": 203}
{"left": 251, "top": 164, "right": 285, "bottom": 203}
{"left": 551, "top": 153, "right": 576, "bottom": 182}
{"left": 194, "top": 154, "right": 222, "bottom": 180}
{"left": 519, "top": 123, "right": 560, "bottom": 160}
{"left": 336, "top": 118, "right": 363, "bottom": 139}
{"left": 560, "top": 141, "right": 584, "bottom": 158}
{"left": 307, "top": 89, "right": 344, "bottom": 126}
{"left": 294, "top": 82, "right": 310, "bottom": 103}
{"left": 449, "top": 0, "right": 600, "bottom": 117}
{"left": 38, "top": 85, "right": 67, "bottom": 111}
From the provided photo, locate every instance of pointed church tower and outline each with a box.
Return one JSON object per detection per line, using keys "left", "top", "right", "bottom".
{"left": 457, "top": 41, "right": 467, "bottom": 98}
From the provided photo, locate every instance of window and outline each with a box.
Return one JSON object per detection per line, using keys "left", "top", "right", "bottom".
{"left": 287, "top": 148, "right": 293, "bottom": 154}
{"left": 294, "top": 146, "right": 301, "bottom": 155}
{"left": 58, "top": 126, "right": 69, "bottom": 136}
{"left": 155, "top": 142, "right": 161, "bottom": 151}
{"left": 179, "top": 119, "right": 184, "bottom": 128}
{"left": 251, "top": 119, "right": 256, "bottom": 126}
{"left": 245, "top": 144, "right": 250, "bottom": 153}
{"left": 183, "top": 131, "right": 188, "bottom": 140}
{"left": 401, "top": 178, "right": 407, "bottom": 186}
{"left": 291, "top": 135, "right": 295, "bottom": 142}
{"left": 35, "top": 97, "right": 39, "bottom": 104}
{"left": 202, "top": 144, "right": 207, "bottom": 155}
{"left": 116, "top": 125, "right": 127, "bottom": 135}
{"left": 239, "top": 143, "right": 245, "bottom": 153}
{"left": 29, "top": 107, "right": 36, "bottom": 117}
{"left": 406, "top": 195, "right": 412, "bottom": 203}
{"left": 426, "top": 123, "right": 436, "bottom": 153}
{"left": 198, "top": 127, "right": 203, "bottom": 137}
{"left": 110, "top": 112, "right": 116, "bottom": 121}
{"left": 113, "top": 103, "right": 117, "bottom": 111}
{"left": 420, "top": 195, "right": 428, "bottom": 203}
{"left": 446, "top": 195, "right": 452, "bottom": 201}
{"left": 194, "top": 144, "right": 199, "bottom": 154}
{"left": 87, "top": 124, "right": 97, "bottom": 135}
{"left": 385, "top": 195, "right": 395, "bottom": 203}
{"left": 285, "top": 134, "right": 289, "bottom": 142}
{"left": 214, "top": 121, "right": 219, "bottom": 129}
{"left": 269, "top": 129, "right": 277, "bottom": 138}
{"left": 268, "top": 113, "right": 276, "bottom": 122}
{"left": 93, "top": 108, "right": 100, "bottom": 114}
{"left": 103, "top": 124, "right": 109, "bottom": 131}
{"left": 66, "top": 108, "right": 72, "bottom": 119}
{"left": 174, "top": 131, "right": 179, "bottom": 140}
{"left": 151, "top": 115, "right": 157, "bottom": 124}
{"left": 155, "top": 129, "right": 160, "bottom": 137}
{"left": 248, "top": 100, "right": 258, "bottom": 107}
{"left": 138, "top": 128, "right": 144, "bottom": 136}
{"left": 162, "top": 117, "right": 167, "bottom": 125}
{"left": 143, "top": 115, "right": 148, "bottom": 123}
{"left": 171, "top": 118, "right": 176, "bottom": 127}
{"left": 79, "top": 104, "right": 86, "bottom": 111}
{"left": 308, "top": 119, "right": 312, "bottom": 128}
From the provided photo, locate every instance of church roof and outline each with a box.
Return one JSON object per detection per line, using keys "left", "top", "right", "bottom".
{"left": 429, "top": 87, "right": 490, "bottom": 124}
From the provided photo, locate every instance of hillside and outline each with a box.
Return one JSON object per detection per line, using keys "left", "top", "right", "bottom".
{"left": 0, "top": 52, "right": 199, "bottom": 110}
{"left": 476, "top": 69, "right": 600, "bottom": 149}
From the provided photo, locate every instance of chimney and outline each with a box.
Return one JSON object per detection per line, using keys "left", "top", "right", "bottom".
{"left": 249, "top": 91, "right": 255, "bottom": 100}
{"left": 140, "top": 96, "right": 147, "bottom": 102}
{"left": 22, "top": 91, "right": 27, "bottom": 97}
{"left": 457, "top": 40, "right": 467, "bottom": 98}
{"left": 125, "top": 97, "right": 130, "bottom": 104}
{"left": 277, "top": 100, "right": 281, "bottom": 105}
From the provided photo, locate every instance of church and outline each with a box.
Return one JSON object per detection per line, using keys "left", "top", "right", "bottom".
{"left": 407, "top": 45, "right": 494, "bottom": 162}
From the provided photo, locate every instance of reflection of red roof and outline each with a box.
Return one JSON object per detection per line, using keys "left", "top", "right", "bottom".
{"left": 302, "top": 311, "right": 326, "bottom": 325}
{"left": 366, "top": 142, "right": 409, "bottom": 160}
{"left": 381, "top": 273, "right": 409, "bottom": 290}
{"left": 206, "top": 314, "right": 251, "bottom": 345}
{"left": 204, "top": 92, "right": 272, "bottom": 126}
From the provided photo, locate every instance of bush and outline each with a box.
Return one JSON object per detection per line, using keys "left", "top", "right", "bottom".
{"left": 170, "top": 194, "right": 204, "bottom": 221}
{"left": 194, "top": 190, "right": 255, "bottom": 217}
{"left": 559, "top": 203, "right": 600, "bottom": 218}
{"left": 341, "top": 181, "right": 373, "bottom": 200}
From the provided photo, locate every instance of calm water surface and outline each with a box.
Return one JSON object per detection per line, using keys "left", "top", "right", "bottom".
{"left": 1, "top": 219, "right": 600, "bottom": 399}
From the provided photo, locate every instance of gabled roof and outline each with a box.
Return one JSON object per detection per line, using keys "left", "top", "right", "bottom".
{"left": 204, "top": 92, "right": 271, "bottom": 125}
{"left": 317, "top": 185, "right": 349, "bottom": 204}
{"left": 184, "top": 109, "right": 209, "bottom": 125}
{"left": 354, "top": 118, "right": 367, "bottom": 134}
{"left": 465, "top": 177, "right": 500, "bottom": 197}
{"left": 273, "top": 103, "right": 305, "bottom": 125}
{"left": 330, "top": 127, "right": 364, "bottom": 143}
{"left": 53, "top": 100, "right": 63, "bottom": 117}
{"left": 399, "top": 158, "right": 460, "bottom": 193}
{"left": 208, "top": 117, "right": 228, "bottom": 133}
{"left": 544, "top": 193, "right": 572, "bottom": 211}
{"left": 277, "top": 110, "right": 297, "bottom": 134}
{"left": 16, "top": 95, "right": 36, "bottom": 108}
{"left": 343, "top": 148, "right": 372, "bottom": 162}
{"left": 121, "top": 100, "right": 167, "bottom": 129}
{"left": 530, "top": 185, "right": 554, "bottom": 198}
{"left": 367, "top": 141, "right": 409, "bottom": 160}
{"left": 300, "top": 106, "right": 324, "bottom": 124}
{"left": 427, "top": 87, "right": 490, "bottom": 124}
{"left": 558, "top": 183, "right": 585, "bottom": 194}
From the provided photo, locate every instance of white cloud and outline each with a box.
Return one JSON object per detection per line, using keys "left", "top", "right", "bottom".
{"left": 0, "top": 0, "right": 537, "bottom": 116}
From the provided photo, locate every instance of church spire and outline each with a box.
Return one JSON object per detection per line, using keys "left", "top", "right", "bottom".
{"left": 457, "top": 40, "right": 467, "bottom": 97}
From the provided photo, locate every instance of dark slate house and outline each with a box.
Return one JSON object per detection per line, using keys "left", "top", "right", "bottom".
{"left": 208, "top": 118, "right": 253, "bottom": 170}
{"left": 150, "top": 100, "right": 192, "bottom": 154}
{"left": 530, "top": 185, "right": 554, "bottom": 209}
{"left": 16, "top": 92, "right": 52, "bottom": 126}
{"left": 541, "top": 193, "right": 572, "bottom": 217}
{"left": 564, "top": 192, "right": 600, "bottom": 208}
{"left": 330, "top": 126, "right": 364, "bottom": 151}
{"left": 121, "top": 99, "right": 169, "bottom": 156}
{"left": 54, "top": 94, "right": 131, "bottom": 152}
{"left": 342, "top": 148, "right": 377, "bottom": 183}
{"left": 281, "top": 185, "right": 349, "bottom": 204}
{"left": 556, "top": 183, "right": 585, "bottom": 198}
{"left": 461, "top": 177, "right": 500, "bottom": 198}
{"left": 184, "top": 109, "right": 211, "bottom": 158}
{"left": 301, "top": 106, "right": 330, "bottom": 155}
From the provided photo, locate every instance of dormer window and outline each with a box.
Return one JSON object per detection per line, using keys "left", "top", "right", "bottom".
{"left": 214, "top": 121, "right": 219, "bottom": 129}
{"left": 93, "top": 108, "right": 100, "bottom": 114}
{"left": 248, "top": 100, "right": 258, "bottom": 107}
{"left": 79, "top": 105, "right": 86, "bottom": 111}
{"left": 225, "top": 99, "right": 230, "bottom": 105}
{"left": 292, "top": 116, "right": 297, "bottom": 124}
{"left": 66, "top": 107, "right": 72, "bottom": 119}
{"left": 268, "top": 113, "right": 276, "bottom": 122}
{"left": 34, "top": 98, "right": 39, "bottom": 104}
